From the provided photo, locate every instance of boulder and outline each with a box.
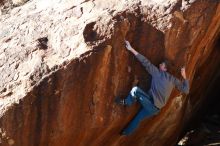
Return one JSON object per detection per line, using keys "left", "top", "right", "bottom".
{"left": 0, "top": 0, "right": 220, "bottom": 145}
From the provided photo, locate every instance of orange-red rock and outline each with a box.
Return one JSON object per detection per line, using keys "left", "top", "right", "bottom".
{"left": 0, "top": 0, "right": 220, "bottom": 146}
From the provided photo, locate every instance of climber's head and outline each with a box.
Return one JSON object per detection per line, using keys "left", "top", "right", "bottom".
{"left": 159, "top": 60, "right": 170, "bottom": 72}
{"left": 159, "top": 62, "right": 167, "bottom": 72}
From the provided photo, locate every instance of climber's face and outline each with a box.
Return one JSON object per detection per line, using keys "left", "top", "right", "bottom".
{"left": 159, "top": 62, "right": 167, "bottom": 72}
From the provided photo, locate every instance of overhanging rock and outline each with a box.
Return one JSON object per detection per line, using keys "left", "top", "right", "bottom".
{"left": 0, "top": 0, "right": 220, "bottom": 145}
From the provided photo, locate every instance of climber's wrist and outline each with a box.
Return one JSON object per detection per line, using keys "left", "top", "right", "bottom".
{"left": 130, "top": 48, "right": 138, "bottom": 55}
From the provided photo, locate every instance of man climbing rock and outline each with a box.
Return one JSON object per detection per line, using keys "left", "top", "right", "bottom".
{"left": 115, "top": 40, "right": 190, "bottom": 135}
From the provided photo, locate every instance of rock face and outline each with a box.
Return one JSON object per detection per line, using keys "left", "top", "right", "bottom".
{"left": 177, "top": 39, "right": 220, "bottom": 146}
{"left": 0, "top": 0, "right": 220, "bottom": 146}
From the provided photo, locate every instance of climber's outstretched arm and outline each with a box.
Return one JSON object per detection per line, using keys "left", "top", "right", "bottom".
{"left": 172, "top": 67, "right": 190, "bottom": 94}
{"left": 125, "top": 40, "right": 159, "bottom": 75}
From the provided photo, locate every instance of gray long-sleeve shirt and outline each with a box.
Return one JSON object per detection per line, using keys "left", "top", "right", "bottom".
{"left": 135, "top": 53, "right": 190, "bottom": 109}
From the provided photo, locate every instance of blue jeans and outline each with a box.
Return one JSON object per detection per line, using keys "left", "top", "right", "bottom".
{"left": 122, "top": 86, "right": 159, "bottom": 135}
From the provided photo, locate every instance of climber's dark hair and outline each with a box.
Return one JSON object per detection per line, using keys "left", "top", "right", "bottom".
{"left": 160, "top": 59, "right": 172, "bottom": 70}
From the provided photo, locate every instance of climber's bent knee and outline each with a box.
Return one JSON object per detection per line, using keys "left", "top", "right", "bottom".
{"left": 130, "top": 86, "right": 139, "bottom": 96}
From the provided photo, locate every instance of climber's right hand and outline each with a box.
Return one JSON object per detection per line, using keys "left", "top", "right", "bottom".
{"left": 125, "top": 40, "right": 133, "bottom": 51}
{"left": 181, "top": 67, "right": 187, "bottom": 79}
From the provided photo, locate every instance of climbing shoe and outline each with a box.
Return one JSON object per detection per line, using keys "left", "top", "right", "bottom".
{"left": 120, "top": 130, "right": 128, "bottom": 136}
{"left": 115, "top": 97, "right": 125, "bottom": 105}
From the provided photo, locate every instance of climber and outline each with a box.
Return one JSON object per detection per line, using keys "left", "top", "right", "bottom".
{"left": 115, "top": 40, "right": 190, "bottom": 136}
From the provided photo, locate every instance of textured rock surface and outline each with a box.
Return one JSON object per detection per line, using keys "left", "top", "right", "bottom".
{"left": 177, "top": 38, "right": 220, "bottom": 146}
{"left": 0, "top": 0, "right": 220, "bottom": 145}
{"left": 177, "top": 39, "right": 220, "bottom": 146}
